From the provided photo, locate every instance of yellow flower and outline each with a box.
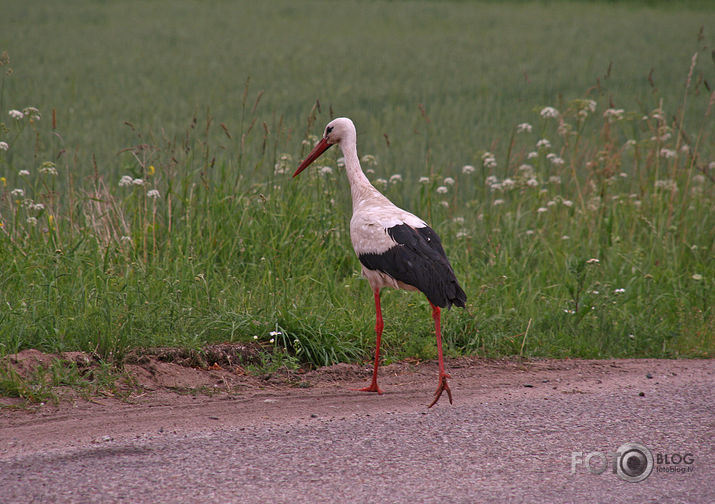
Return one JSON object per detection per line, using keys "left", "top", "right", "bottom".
{"left": 0, "top": 177, "right": 6, "bottom": 186}
{"left": 147, "top": 165, "right": 155, "bottom": 176}
{"left": 48, "top": 214, "right": 55, "bottom": 230}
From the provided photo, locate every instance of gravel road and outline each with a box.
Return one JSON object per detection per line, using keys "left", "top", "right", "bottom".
{"left": 1, "top": 358, "right": 712, "bottom": 503}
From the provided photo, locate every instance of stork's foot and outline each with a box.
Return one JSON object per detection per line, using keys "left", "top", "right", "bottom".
{"left": 428, "top": 372, "right": 452, "bottom": 408}
{"left": 352, "top": 382, "right": 384, "bottom": 395}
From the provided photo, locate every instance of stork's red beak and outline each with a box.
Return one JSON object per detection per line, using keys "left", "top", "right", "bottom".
{"left": 293, "top": 137, "right": 333, "bottom": 177}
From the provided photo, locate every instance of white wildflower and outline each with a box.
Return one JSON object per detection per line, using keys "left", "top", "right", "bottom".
{"left": 501, "top": 178, "right": 515, "bottom": 190}
{"left": 119, "top": 175, "right": 134, "bottom": 187}
{"left": 452, "top": 217, "right": 465, "bottom": 224}
{"left": 557, "top": 123, "right": 572, "bottom": 137}
{"left": 586, "top": 258, "right": 600, "bottom": 264}
{"left": 419, "top": 176, "right": 430, "bottom": 184}
{"left": 493, "top": 199, "right": 505, "bottom": 206}
{"left": 39, "top": 162, "right": 57, "bottom": 175}
{"left": 525, "top": 230, "right": 535, "bottom": 236}
{"left": 456, "top": 231, "right": 469, "bottom": 239}
{"left": 389, "top": 174, "right": 403, "bottom": 184}
{"left": 30, "top": 202, "right": 44, "bottom": 211}
{"left": 691, "top": 273, "right": 703, "bottom": 281}
{"left": 132, "top": 178, "right": 144, "bottom": 186}
{"left": 18, "top": 170, "right": 30, "bottom": 176}
{"left": 443, "top": 176, "right": 455, "bottom": 186}
{"left": 547, "top": 200, "right": 557, "bottom": 207}
{"left": 0, "top": 141, "right": 8, "bottom": 151}
{"left": 482, "top": 152, "right": 497, "bottom": 169}
{"left": 659, "top": 148, "right": 676, "bottom": 159}
{"left": 548, "top": 175, "right": 562, "bottom": 184}
{"left": 374, "top": 178, "right": 388, "bottom": 188}
{"left": 361, "top": 154, "right": 377, "bottom": 166}
{"left": 526, "top": 178, "right": 539, "bottom": 188}
{"left": 26, "top": 216, "right": 37, "bottom": 225}
{"left": 518, "top": 164, "right": 535, "bottom": 177}
{"left": 537, "top": 207, "right": 548, "bottom": 213}
{"left": 527, "top": 151, "right": 538, "bottom": 159}
{"left": 319, "top": 166, "right": 333, "bottom": 175}
{"left": 540, "top": 107, "right": 560, "bottom": 119}
{"left": 10, "top": 188, "right": 25, "bottom": 198}
{"left": 516, "top": 122, "right": 532, "bottom": 133}
{"left": 576, "top": 99, "right": 597, "bottom": 115}
{"left": 604, "top": 108, "right": 625, "bottom": 121}
{"left": 562, "top": 200, "right": 574, "bottom": 207}
{"left": 439, "top": 200, "right": 449, "bottom": 208}
{"left": 8, "top": 110, "right": 23, "bottom": 120}
{"left": 436, "top": 186, "right": 448, "bottom": 194}
{"left": 462, "top": 164, "right": 475, "bottom": 174}
{"left": 655, "top": 179, "right": 677, "bottom": 192}
{"left": 269, "top": 330, "right": 282, "bottom": 337}
{"left": 485, "top": 175, "right": 499, "bottom": 187}
{"left": 536, "top": 139, "right": 551, "bottom": 150}
{"left": 561, "top": 235, "right": 570, "bottom": 240}
{"left": 546, "top": 153, "right": 564, "bottom": 166}
{"left": 23, "top": 107, "right": 40, "bottom": 120}
{"left": 614, "top": 288, "right": 626, "bottom": 294}
{"left": 147, "top": 189, "right": 160, "bottom": 199}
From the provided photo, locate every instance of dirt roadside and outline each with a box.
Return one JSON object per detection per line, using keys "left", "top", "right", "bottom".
{"left": 2, "top": 353, "right": 712, "bottom": 460}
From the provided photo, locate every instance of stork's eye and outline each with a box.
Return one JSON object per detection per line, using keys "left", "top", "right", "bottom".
{"left": 326, "top": 126, "right": 334, "bottom": 135}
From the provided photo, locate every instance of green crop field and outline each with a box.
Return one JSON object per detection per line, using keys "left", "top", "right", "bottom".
{"left": 0, "top": 0, "right": 712, "bottom": 385}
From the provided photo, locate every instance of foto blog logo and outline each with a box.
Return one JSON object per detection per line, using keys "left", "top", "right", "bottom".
{"left": 571, "top": 442, "right": 654, "bottom": 482}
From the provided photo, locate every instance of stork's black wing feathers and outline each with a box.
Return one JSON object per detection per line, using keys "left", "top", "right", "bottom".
{"left": 358, "top": 224, "right": 467, "bottom": 309}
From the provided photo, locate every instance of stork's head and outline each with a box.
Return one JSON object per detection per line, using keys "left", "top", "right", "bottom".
{"left": 293, "top": 117, "right": 355, "bottom": 177}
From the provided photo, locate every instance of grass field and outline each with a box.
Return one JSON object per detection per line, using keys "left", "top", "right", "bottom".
{"left": 0, "top": 0, "right": 713, "bottom": 385}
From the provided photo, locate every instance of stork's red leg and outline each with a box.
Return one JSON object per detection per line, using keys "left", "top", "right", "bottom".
{"left": 428, "top": 302, "right": 452, "bottom": 408}
{"left": 353, "top": 288, "right": 384, "bottom": 394}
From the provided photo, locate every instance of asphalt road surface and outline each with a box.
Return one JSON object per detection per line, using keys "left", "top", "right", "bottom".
{"left": 1, "top": 359, "right": 712, "bottom": 503}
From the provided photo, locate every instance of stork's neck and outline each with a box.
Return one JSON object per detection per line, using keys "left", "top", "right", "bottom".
{"left": 339, "top": 137, "right": 380, "bottom": 210}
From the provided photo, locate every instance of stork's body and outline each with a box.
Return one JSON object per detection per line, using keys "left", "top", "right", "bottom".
{"left": 294, "top": 117, "right": 466, "bottom": 407}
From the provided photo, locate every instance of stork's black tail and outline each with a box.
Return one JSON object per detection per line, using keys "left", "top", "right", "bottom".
{"left": 359, "top": 223, "right": 467, "bottom": 309}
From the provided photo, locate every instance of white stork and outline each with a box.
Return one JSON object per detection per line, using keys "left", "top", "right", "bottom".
{"left": 293, "top": 117, "right": 466, "bottom": 407}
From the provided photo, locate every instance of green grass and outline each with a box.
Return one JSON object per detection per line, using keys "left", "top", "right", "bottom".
{"left": 0, "top": 0, "right": 712, "bottom": 372}
{"left": 0, "top": 357, "right": 127, "bottom": 404}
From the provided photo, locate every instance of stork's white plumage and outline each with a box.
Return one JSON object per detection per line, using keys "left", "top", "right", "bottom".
{"left": 294, "top": 117, "right": 466, "bottom": 407}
